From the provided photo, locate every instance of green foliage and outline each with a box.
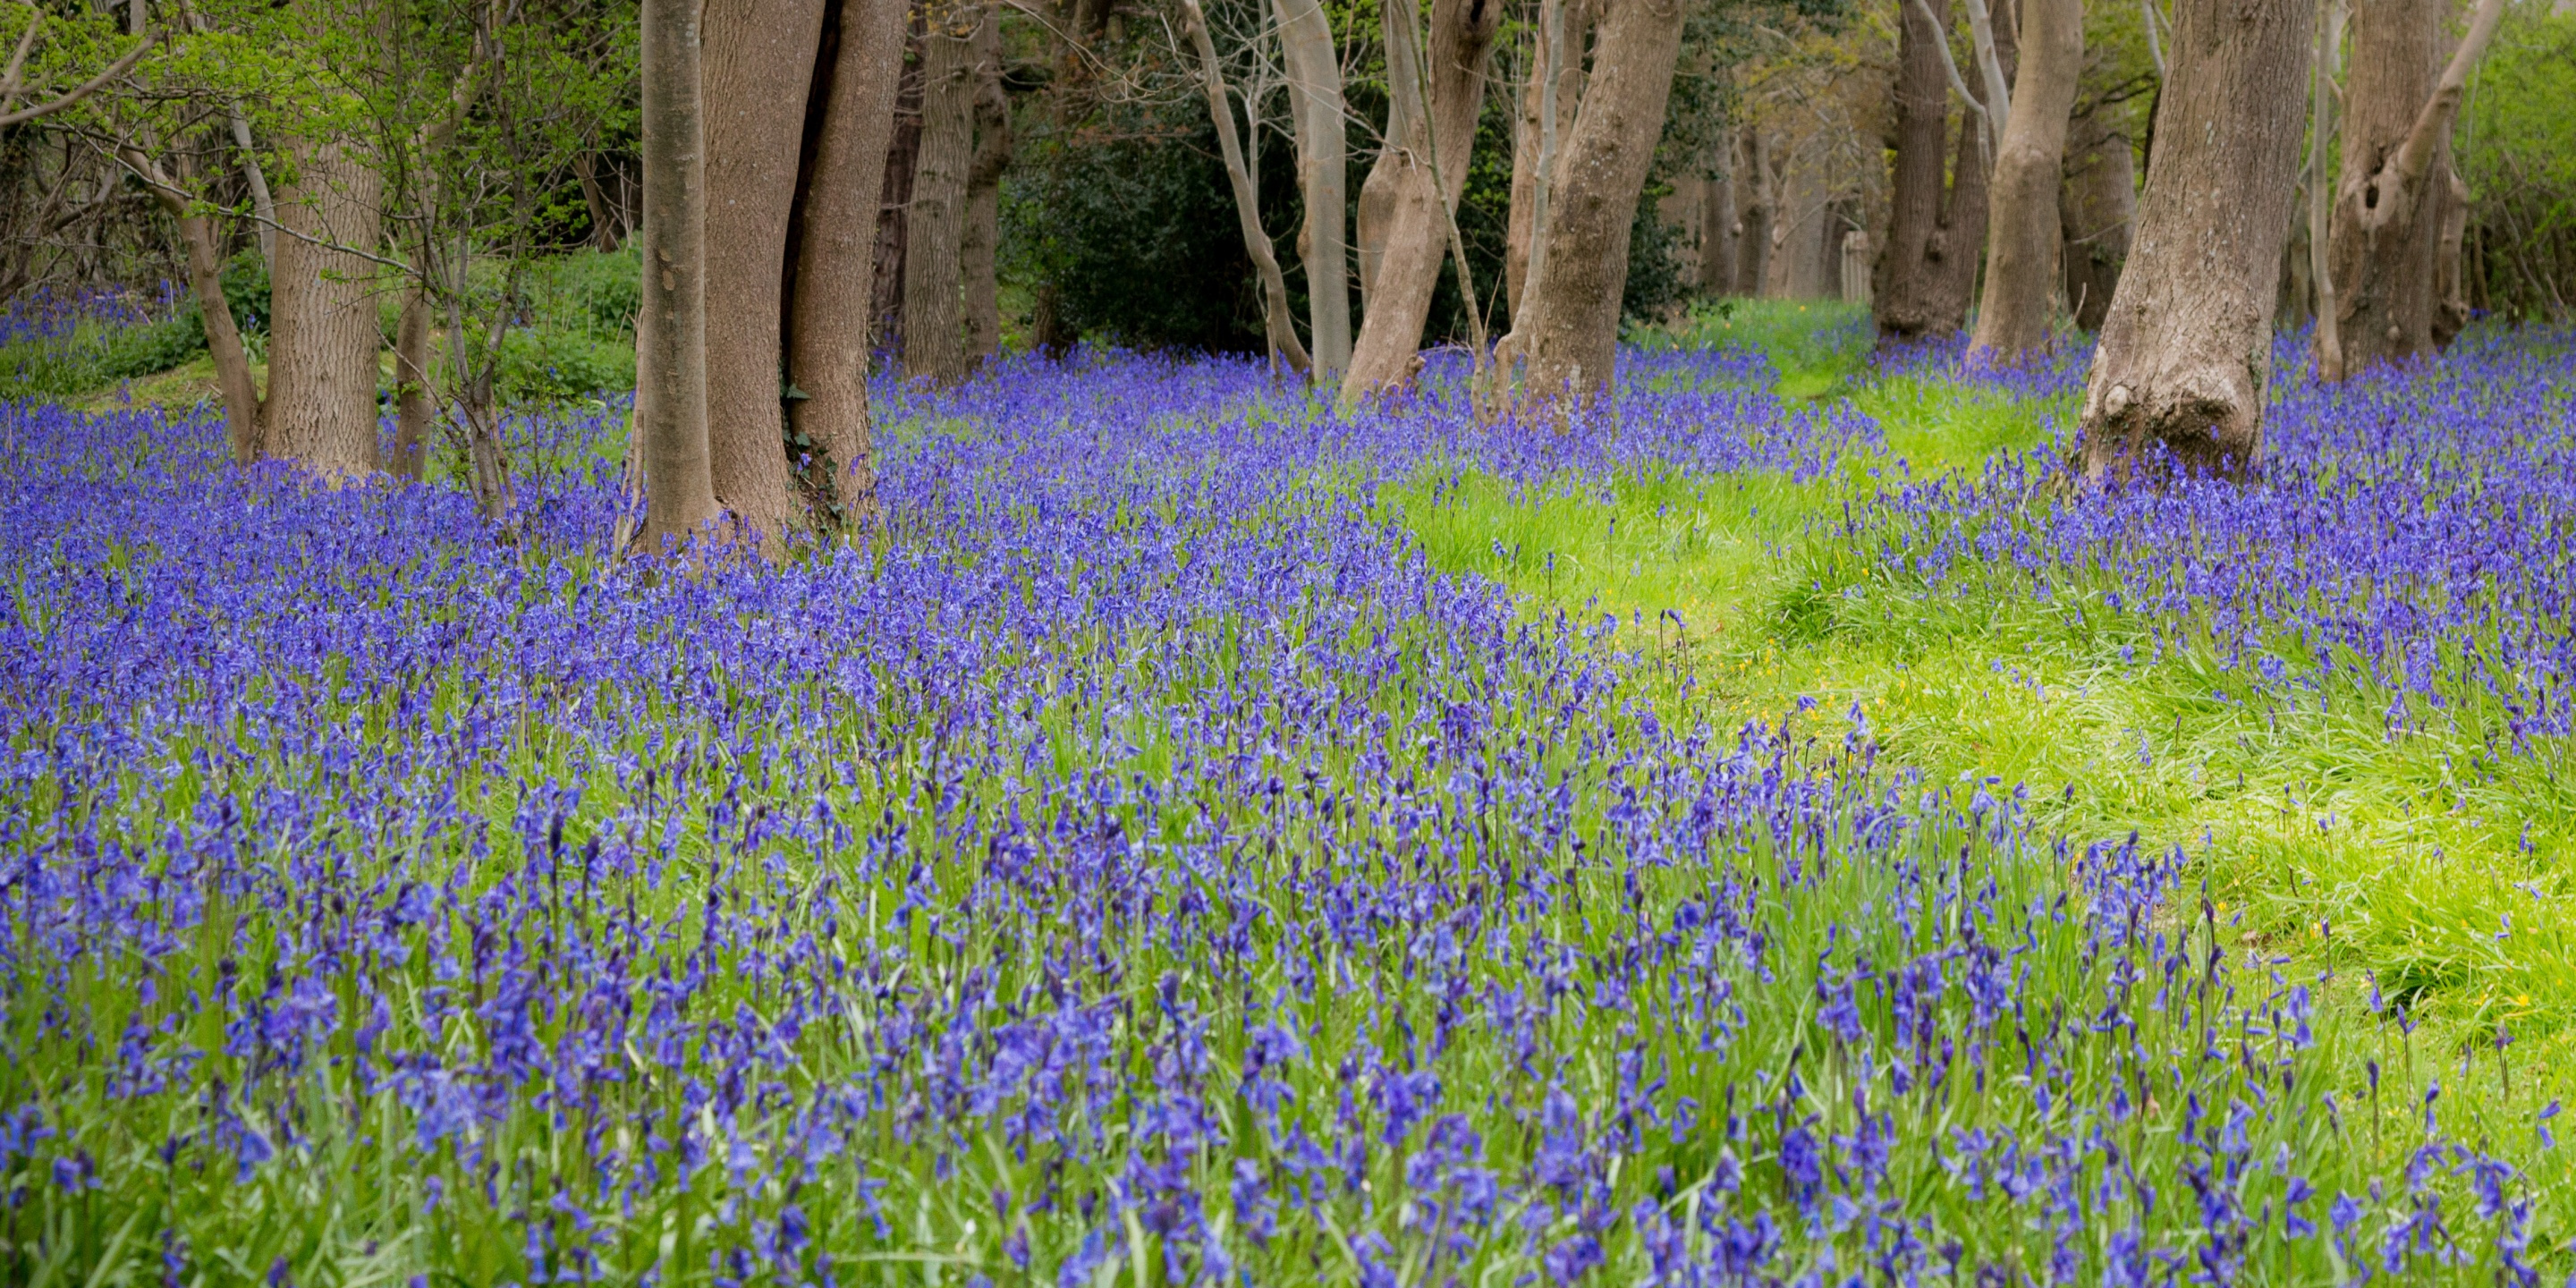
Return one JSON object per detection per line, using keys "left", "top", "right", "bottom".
{"left": 2462, "top": 5, "right": 2576, "bottom": 319}
{"left": 220, "top": 250, "right": 270, "bottom": 335}
{"left": 0, "top": 311, "right": 209, "bottom": 401}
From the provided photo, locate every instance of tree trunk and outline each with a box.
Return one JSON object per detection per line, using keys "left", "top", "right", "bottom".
{"left": 2079, "top": 0, "right": 2314, "bottom": 483}
{"left": 636, "top": 0, "right": 724, "bottom": 551}
{"left": 701, "top": 0, "right": 826, "bottom": 539}
{"left": 2432, "top": 162, "right": 2468, "bottom": 344}
{"left": 391, "top": 290, "right": 433, "bottom": 479}
{"left": 263, "top": 140, "right": 384, "bottom": 483}
{"left": 575, "top": 152, "right": 631, "bottom": 252}
{"left": 1276, "top": 0, "right": 1352, "bottom": 375}
{"left": 1699, "top": 157, "right": 1737, "bottom": 294}
{"left": 1181, "top": 0, "right": 1312, "bottom": 374}
{"left": 127, "top": 148, "right": 263, "bottom": 462}
{"left": 1736, "top": 125, "right": 1775, "bottom": 297}
{"left": 872, "top": 15, "right": 926, "bottom": 360}
{"left": 2322, "top": 0, "right": 2506, "bottom": 375}
{"left": 1505, "top": 0, "right": 1588, "bottom": 317}
{"left": 787, "top": 0, "right": 907, "bottom": 528}
{"left": 1513, "top": 0, "right": 1688, "bottom": 405}
{"left": 2059, "top": 123, "right": 2134, "bottom": 332}
{"left": 1969, "top": 0, "right": 2080, "bottom": 361}
{"left": 962, "top": 7, "right": 1010, "bottom": 368}
{"left": 1875, "top": 0, "right": 1973, "bottom": 338}
{"left": 903, "top": 6, "right": 976, "bottom": 384}
{"left": 1343, "top": 0, "right": 1502, "bottom": 400}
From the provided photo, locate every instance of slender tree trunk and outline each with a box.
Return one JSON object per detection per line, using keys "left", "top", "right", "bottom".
{"left": 701, "top": 0, "right": 826, "bottom": 539}
{"left": 1700, "top": 154, "right": 1737, "bottom": 294}
{"left": 1876, "top": 0, "right": 1970, "bottom": 338}
{"left": 2432, "top": 162, "right": 2468, "bottom": 344}
{"left": 124, "top": 147, "right": 263, "bottom": 461}
{"left": 1969, "top": 0, "right": 2080, "bottom": 361}
{"left": 391, "top": 291, "right": 434, "bottom": 479}
{"left": 1736, "top": 125, "right": 1775, "bottom": 296}
{"left": 787, "top": 0, "right": 907, "bottom": 528}
{"left": 904, "top": 6, "right": 976, "bottom": 384}
{"left": 1276, "top": 0, "right": 1352, "bottom": 376}
{"left": 636, "top": 0, "right": 724, "bottom": 550}
{"left": 1513, "top": 0, "right": 1688, "bottom": 405}
{"left": 576, "top": 152, "right": 628, "bottom": 252}
{"left": 2080, "top": 0, "right": 2315, "bottom": 482}
{"left": 1504, "top": 0, "right": 1586, "bottom": 317}
{"left": 962, "top": 7, "right": 1010, "bottom": 368}
{"left": 1343, "top": 0, "right": 1502, "bottom": 400}
{"left": 872, "top": 15, "right": 927, "bottom": 360}
{"left": 263, "top": 140, "right": 384, "bottom": 483}
{"left": 1181, "top": 0, "right": 1313, "bottom": 373}
{"left": 2323, "top": 0, "right": 2503, "bottom": 374}
{"left": 2059, "top": 123, "right": 2134, "bottom": 332}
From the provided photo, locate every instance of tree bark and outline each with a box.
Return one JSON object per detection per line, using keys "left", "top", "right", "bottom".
{"left": 1504, "top": 0, "right": 1587, "bottom": 317}
{"left": 2059, "top": 123, "right": 2134, "bottom": 332}
{"left": 1875, "top": 0, "right": 1981, "bottom": 338}
{"left": 1342, "top": 0, "right": 1501, "bottom": 400}
{"left": 871, "top": 14, "right": 926, "bottom": 360}
{"left": 1276, "top": 0, "right": 1351, "bottom": 375}
{"left": 636, "top": 0, "right": 724, "bottom": 551}
{"left": 263, "top": 140, "right": 384, "bottom": 483}
{"left": 126, "top": 148, "right": 263, "bottom": 462}
{"left": 1969, "top": 0, "right": 2080, "bottom": 361}
{"left": 391, "top": 290, "right": 433, "bottom": 479}
{"left": 962, "top": 7, "right": 1010, "bottom": 367}
{"left": 2322, "top": 0, "right": 2504, "bottom": 375}
{"left": 701, "top": 0, "right": 826, "bottom": 539}
{"left": 903, "top": 5, "right": 976, "bottom": 384}
{"left": 1699, "top": 157, "right": 1737, "bottom": 294}
{"left": 787, "top": 0, "right": 907, "bottom": 529}
{"left": 1734, "top": 126, "right": 1776, "bottom": 297}
{"left": 2079, "top": 0, "right": 2314, "bottom": 483}
{"left": 1510, "top": 0, "right": 1688, "bottom": 405}
{"left": 1181, "top": 0, "right": 1312, "bottom": 374}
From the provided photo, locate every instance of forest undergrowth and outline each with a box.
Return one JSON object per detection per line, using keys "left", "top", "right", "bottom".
{"left": 1, "top": 303, "right": 2571, "bottom": 1285}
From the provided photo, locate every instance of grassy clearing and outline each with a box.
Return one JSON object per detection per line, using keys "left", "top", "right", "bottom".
{"left": 1389, "top": 325, "right": 2576, "bottom": 1079}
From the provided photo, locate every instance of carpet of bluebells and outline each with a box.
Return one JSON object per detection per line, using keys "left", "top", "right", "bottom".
{"left": 1, "top": 335, "right": 2570, "bottom": 1286}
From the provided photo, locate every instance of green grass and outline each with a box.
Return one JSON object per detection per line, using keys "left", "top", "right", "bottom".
{"left": 1387, "top": 350, "right": 2576, "bottom": 1070}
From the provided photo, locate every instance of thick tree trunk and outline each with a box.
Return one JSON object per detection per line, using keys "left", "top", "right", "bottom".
{"left": 1342, "top": 0, "right": 1502, "bottom": 400}
{"left": 1875, "top": 0, "right": 1975, "bottom": 338}
{"left": 1513, "top": 0, "right": 1688, "bottom": 405}
{"left": 636, "top": 0, "right": 724, "bottom": 551}
{"left": 1504, "top": 0, "right": 1587, "bottom": 317}
{"left": 787, "top": 0, "right": 907, "bottom": 527}
{"left": 903, "top": 7, "right": 975, "bottom": 384}
{"left": 2322, "top": 0, "right": 2504, "bottom": 375}
{"left": 391, "top": 290, "right": 433, "bottom": 479}
{"left": 2079, "top": 0, "right": 2314, "bottom": 483}
{"left": 872, "top": 16, "right": 926, "bottom": 360}
{"left": 701, "top": 0, "right": 826, "bottom": 539}
{"left": 1275, "top": 0, "right": 1351, "bottom": 375}
{"left": 1969, "top": 0, "right": 2080, "bottom": 361}
{"left": 1736, "top": 125, "right": 1775, "bottom": 297}
{"left": 264, "top": 140, "right": 384, "bottom": 483}
{"left": 2059, "top": 123, "right": 2134, "bottom": 332}
{"left": 962, "top": 8, "right": 1010, "bottom": 368}
{"left": 1181, "top": 0, "right": 1312, "bottom": 373}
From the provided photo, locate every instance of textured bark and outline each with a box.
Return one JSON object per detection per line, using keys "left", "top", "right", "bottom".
{"left": 1181, "top": 0, "right": 1312, "bottom": 373}
{"left": 2059, "top": 124, "right": 2134, "bottom": 331}
{"left": 1874, "top": 0, "right": 1974, "bottom": 337}
{"left": 903, "top": 7, "right": 975, "bottom": 384}
{"left": 1276, "top": 0, "right": 1351, "bottom": 375}
{"left": 1513, "top": 0, "right": 1688, "bottom": 404}
{"left": 702, "top": 0, "right": 826, "bottom": 539}
{"left": 636, "top": 0, "right": 724, "bottom": 550}
{"left": 1342, "top": 0, "right": 1501, "bottom": 400}
{"left": 1699, "top": 162, "right": 1737, "bottom": 294}
{"left": 2079, "top": 0, "right": 2314, "bottom": 483}
{"left": 787, "top": 0, "right": 906, "bottom": 527}
{"left": 1969, "top": 0, "right": 2080, "bottom": 361}
{"left": 871, "top": 17, "right": 926, "bottom": 358}
{"left": 1504, "top": 0, "right": 1587, "bottom": 316}
{"left": 2432, "top": 163, "right": 2468, "bottom": 344}
{"left": 264, "top": 140, "right": 383, "bottom": 483}
{"left": 2322, "top": 0, "right": 2504, "bottom": 375}
{"left": 391, "top": 291, "right": 433, "bottom": 479}
{"left": 1736, "top": 125, "right": 1775, "bottom": 296}
{"left": 962, "top": 9, "right": 1010, "bottom": 367}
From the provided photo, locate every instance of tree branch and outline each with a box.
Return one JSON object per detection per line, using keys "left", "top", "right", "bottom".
{"left": 0, "top": 28, "right": 160, "bottom": 127}
{"left": 2372, "top": 0, "right": 2506, "bottom": 225}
